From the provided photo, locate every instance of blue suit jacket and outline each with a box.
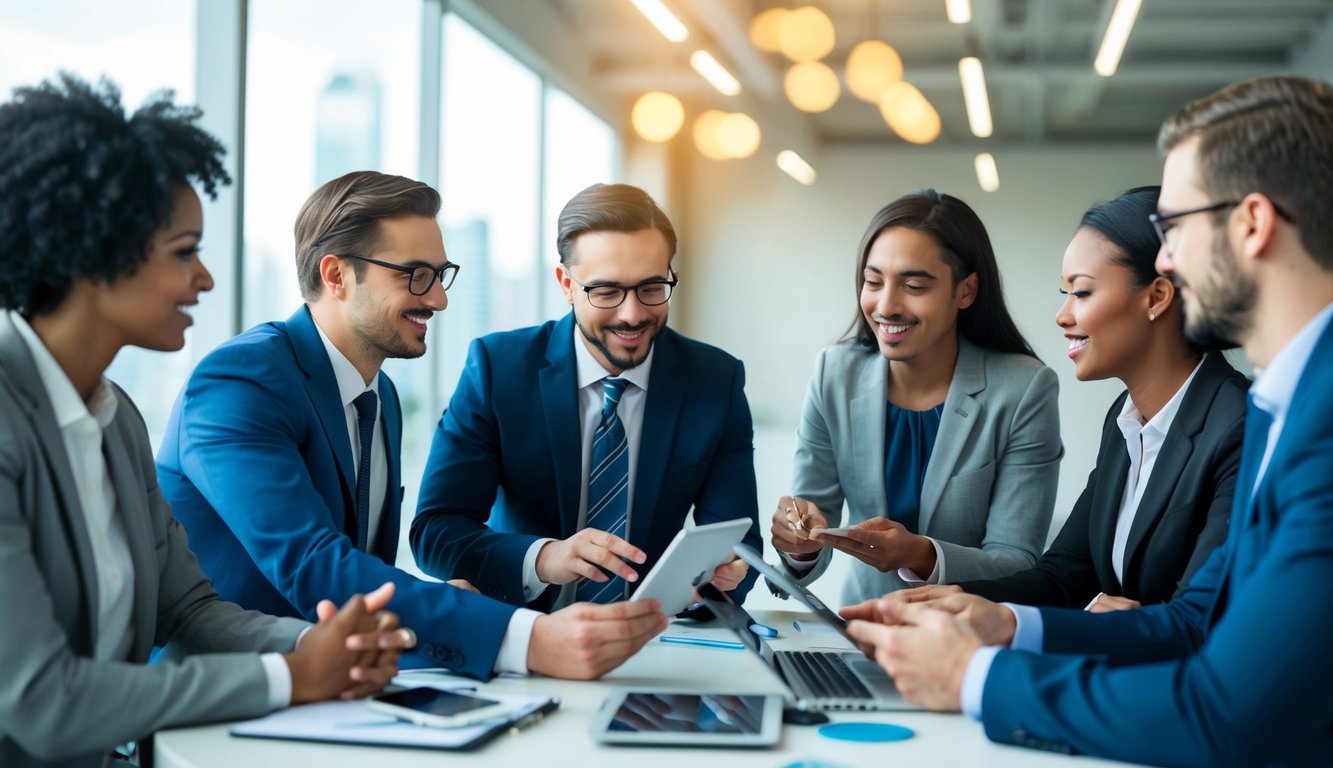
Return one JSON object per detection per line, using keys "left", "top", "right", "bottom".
{"left": 411, "top": 313, "right": 762, "bottom": 609}
{"left": 157, "top": 306, "right": 517, "bottom": 679}
{"left": 981, "top": 323, "right": 1333, "bottom": 766}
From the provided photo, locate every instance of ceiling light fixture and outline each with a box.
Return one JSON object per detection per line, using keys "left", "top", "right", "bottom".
{"left": 631, "top": 92, "right": 685, "bottom": 142}
{"left": 958, "top": 56, "right": 993, "bottom": 138}
{"left": 748, "top": 7, "right": 788, "bottom": 52}
{"left": 784, "top": 61, "right": 841, "bottom": 113}
{"left": 946, "top": 0, "right": 972, "bottom": 24}
{"left": 629, "top": 0, "right": 688, "bottom": 43}
{"left": 777, "top": 150, "right": 817, "bottom": 185}
{"left": 690, "top": 50, "right": 742, "bottom": 96}
{"left": 777, "top": 6, "right": 836, "bottom": 63}
{"left": 1094, "top": 0, "right": 1142, "bottom": 77}
{"left": 975, "top": 152, "right": 999, "bottom": 192}
{"left": 879, "top": 81, "right": 942, "bottom": 145}
{"left": 845, "top": 40, "right": 903, "bottom": 103}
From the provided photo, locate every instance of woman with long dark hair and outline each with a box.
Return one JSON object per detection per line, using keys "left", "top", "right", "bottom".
{"left": 770, "top": 189, "right": 1063, "bottom": 604}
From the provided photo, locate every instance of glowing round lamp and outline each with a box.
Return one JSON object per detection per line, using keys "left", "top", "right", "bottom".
{"left": 693, "top": 110, "right": 732, "bottom": 160}
{"left": 717, "top": 112, "right": 761, "bottom": 158}
{"left": 784, "top": 61, "right": 840, "bottom": 113}
{"left": 631, "top": 92, "right": 684, "bottom": 143}
{"left": 878, "top": 81, "right": 941, "bottom": 145}
{"left": 845, "top": 40, "right": 903, "bottom": 103}
{"left": 777, "top": 6, "right": 835, "bottom": 63}
{"left": 748, "top": 8, "right": 788, "bottom": 53}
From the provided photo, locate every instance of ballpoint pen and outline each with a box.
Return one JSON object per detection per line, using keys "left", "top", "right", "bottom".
{"left": 508, "top": 698, "right": 561, "bottom": 735}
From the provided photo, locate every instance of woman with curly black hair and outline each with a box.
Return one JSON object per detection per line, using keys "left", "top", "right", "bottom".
{"left": 0, "top": 74, "right": 411, "bottom": 768}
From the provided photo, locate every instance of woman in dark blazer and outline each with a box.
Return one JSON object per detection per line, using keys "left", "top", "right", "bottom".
{"left": 955, "top": 186, "right": 1247, "bottom": 610}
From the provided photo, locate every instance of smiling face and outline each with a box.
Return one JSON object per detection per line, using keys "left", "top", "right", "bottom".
{"left": 343, "top": 214, "right": 448, "bottom": 363}
{"left": 1056, "top": 228, "right": 1158, "bottom": 382}
{"left": 557, "top": 228, "right": 672, "bottom": 375}
{"left": 859, "top": 226, "right": 977, "bottom": 366}
{"left": 96, "top": 186, "right": 213, "bottom": 352}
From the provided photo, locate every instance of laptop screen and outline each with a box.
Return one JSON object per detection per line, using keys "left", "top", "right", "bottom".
{"left": 731, "top": 544, "right": 851, "bottom": 634}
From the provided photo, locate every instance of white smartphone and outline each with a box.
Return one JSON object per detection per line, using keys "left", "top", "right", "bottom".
{"left": 630, "top": 518, "right": 752, "bottom": 615}
{"left": 809, "top": 525, "right": 857, "bottom": 539}
{"left": 366, "top": 687, "right": 512, "bottom": 729}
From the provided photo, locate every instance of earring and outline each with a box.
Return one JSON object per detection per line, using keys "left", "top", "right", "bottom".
{"left": 1149, "top": 313, "right": 1156, "bottom": 322}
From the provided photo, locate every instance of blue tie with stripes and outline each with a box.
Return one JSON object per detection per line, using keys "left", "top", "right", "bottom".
{"left": 578, "top": 377, "right": 631, "bottom": 603}
{"left": 352, "top": 390, "right": 378, "bottom": 552}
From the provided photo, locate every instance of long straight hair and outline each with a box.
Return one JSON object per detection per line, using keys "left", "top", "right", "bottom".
{"left": 848, "top": 189, "right": 1037, "bottom": 359}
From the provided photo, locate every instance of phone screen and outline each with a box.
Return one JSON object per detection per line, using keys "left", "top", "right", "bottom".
{"left": 375, "top": 688, "right": 501, "bottom": 717}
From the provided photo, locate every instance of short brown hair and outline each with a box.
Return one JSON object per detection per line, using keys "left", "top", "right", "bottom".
{"left": 555, "top": 183, "right": 677, "bottom": 265}
{"left": 1158, "top": 75, "right": 1333, "bottom": 271}
{"left": 294, "top": 170, "right": 441, "bottom": 299}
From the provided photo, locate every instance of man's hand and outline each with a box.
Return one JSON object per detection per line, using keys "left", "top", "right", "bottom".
{"left": 769, "top": 496, "right": 827, "bottom": 560}
{"left": 1088, "top": 593, "right": 1142, "bottom": 613}
{"left": 527, "top": 599, "right": 668, "bottom": 680}
{"left": 288, "top": 583, "right": 414, "bottom": 703}
{"left": 811, "top": 518, "right": 936, "bottom": 575}
{"left": 535, "top": 528, "right": 646, "bottom": 585}
{"left": 846, "top": 601, "right": 981, "bottom": 712}
{"left": 880, "top": 591, "right": 1017, "bottom": 646}
{"left": 446, "top": 578, "right": 480, "bottom": 593}
{"left": 710, "top": 556, "right": 749, "bottom": 592}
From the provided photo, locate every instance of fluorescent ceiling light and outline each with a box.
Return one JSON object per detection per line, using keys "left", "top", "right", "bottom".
{"left": 690, "top": 50, "right": 742, "bottom": 96}
{"left": 946, "top": 0, "right": 972, "bottom": 24}
{"left": 975, "top": 152, "right": 999, "bottom": 192}
{"left": 777, "top": 150, "right": 816, "bottom": 185}
{"left": 958, "top": 57, "right": 992, "bottom": 138}
{"left": 1094, "top": 0, "right": 1142, "bottom": 77}
{"left": 630, "top": 0, "right": 688, "bottom": 43}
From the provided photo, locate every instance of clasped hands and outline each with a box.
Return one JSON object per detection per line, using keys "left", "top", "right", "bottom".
{"left": 285, "top": 582, "right": 415, "bottom": 704}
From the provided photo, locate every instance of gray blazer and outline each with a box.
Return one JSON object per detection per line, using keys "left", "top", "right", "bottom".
{"left": 790, "top": 337, "right": 1063, "bottom": 605}
{"left": 0, "top": 314, "right": 306, "bottom": 768}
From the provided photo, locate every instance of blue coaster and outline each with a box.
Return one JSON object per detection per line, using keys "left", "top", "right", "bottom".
{"left": 817, "top": 722, "right": 915, "bottom": 742}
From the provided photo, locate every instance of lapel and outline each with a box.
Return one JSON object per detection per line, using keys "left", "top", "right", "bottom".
{"left": 918, "top": 338, "right": 985, "bottom": 532}
{"left": 850, "top": 353, "right": 889, "bottom": 516}
{"left": 631, "top": 328, "right": 682, "bottom": 550}
{"left": 286, "top": 307, "right": 357, "bottom": 503}
{"left": 0, "top": 316, "right": 101, "bottom": 653}
{"left": 375, "top": 371, "right": 403, "bottom": 563}
{"left": 539, "top": 314, "right": 583, "bottom": 537}
{"left": 100, "top": 395, "right": 157, "bottom": 661}
{"left": 1088, "top": 391, "right": 1132, "bottom": 590}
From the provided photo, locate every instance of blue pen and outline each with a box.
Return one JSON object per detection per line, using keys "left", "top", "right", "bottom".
{"left": 748, "top": 621, "right": 779, "bottom": 638}
{"left": 659, "top": 634, "right": 745, "bottom": 650}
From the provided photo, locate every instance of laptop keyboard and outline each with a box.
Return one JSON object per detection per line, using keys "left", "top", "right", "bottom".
{"left": 775, "top": 650, "right": 874, "bottom": 700}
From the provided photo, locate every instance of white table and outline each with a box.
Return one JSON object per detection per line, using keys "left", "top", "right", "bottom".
{"left": 156, "top": 609, "right": 1136, "bottom": 767}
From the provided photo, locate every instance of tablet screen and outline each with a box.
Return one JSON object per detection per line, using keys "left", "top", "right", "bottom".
{"left": 607, "top": 693, "right": 769, "bottom": 735}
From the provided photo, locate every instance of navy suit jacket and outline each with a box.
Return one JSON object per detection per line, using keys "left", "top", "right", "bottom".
{"left": 980, "top": 321, "right": 1333, "bottom": 766}
{"left": 157, "top": 306, "right": 517, "bottom": 679}
{"left": 411, "top": 313, "right": 762, "bottom": 609}
{"left": 960, "top": 352, "right": 1247, "bottom": 608}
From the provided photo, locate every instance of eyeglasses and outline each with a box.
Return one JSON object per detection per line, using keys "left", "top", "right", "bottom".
{"left": 1149, "top": 199, "right": 1294, "bottom": 255}
{"left": 566, "top": 270, "right": 678, "bottom": 309}
{"left": 343, "top": 254, "right": 460, "bottom": 295}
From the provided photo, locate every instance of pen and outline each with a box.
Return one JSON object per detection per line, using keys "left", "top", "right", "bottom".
{"left": 659, "top": 634, "right": 745, "bottom": 650}
{"left": 508, "top": 698, "right": 561, "bottom": 735}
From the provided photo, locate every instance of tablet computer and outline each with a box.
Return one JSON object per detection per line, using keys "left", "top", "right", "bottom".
{"left": 589, "top": 689, "right": 783, "bottom": 747}
{"left": 630, "top": 517, "right": 752, "bottom": 615}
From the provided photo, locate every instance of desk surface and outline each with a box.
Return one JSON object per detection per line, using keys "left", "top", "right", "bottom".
{"left": 156, "top": 609, "right": 1134, "bottom": 767}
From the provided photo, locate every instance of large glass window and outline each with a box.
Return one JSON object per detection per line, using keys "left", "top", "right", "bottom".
{"left": 0, "top": 0, "right": 198, "bottom": 448}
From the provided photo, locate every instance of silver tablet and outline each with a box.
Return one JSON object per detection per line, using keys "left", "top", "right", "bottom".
{"left": 589, "top": 688, "right": 783, "bottom": 747}
{"left": 630, "top": 517, "right": 752, "bottom": 615}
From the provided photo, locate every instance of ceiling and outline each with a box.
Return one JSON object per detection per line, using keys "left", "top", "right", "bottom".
{"left": 546, "top": 0, "right": 1333, "bottom": 147}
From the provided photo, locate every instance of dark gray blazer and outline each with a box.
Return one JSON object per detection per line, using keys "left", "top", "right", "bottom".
{"left": 0, "top": 314, "right": 306, "bottom": 768}
{"left": 789, "top": 337, "right": 1063, "bottom": 605}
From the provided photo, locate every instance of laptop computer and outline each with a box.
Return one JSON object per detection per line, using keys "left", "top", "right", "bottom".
{"left": 697, "top": 544, "right": 920, "bottom": 712}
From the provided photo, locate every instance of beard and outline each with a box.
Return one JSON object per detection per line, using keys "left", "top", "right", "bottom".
{"left": 1182, "top": 228, "right": 1255, "bottom": 350}
{"left": 575, "top": 313, "right": 662, "bottom": 372}
{"left": 351, "top": 291, "right": 429, "bottom": 361}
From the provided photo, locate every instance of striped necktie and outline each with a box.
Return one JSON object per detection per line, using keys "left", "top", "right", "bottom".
{"left": 577, "top": 376, "right": 631, "bottom": 603}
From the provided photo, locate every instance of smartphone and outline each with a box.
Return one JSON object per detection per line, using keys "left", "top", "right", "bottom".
{"left": 366, "top": 687, "right": 511, "bottom": 729}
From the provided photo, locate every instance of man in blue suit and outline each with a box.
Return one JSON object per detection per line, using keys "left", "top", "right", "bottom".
{"left": 159, "top": 172, "right": 667, "bottom": 682}
{"left": 412, "top": 183, "right": 761, "bottom": 610}
{"left": 844, "top": 75, "right": 1333, "bottom": 766}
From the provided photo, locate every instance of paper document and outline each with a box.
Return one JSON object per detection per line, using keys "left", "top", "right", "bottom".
{"left": 792, "top": 619, "right": 846, "bottom": 639}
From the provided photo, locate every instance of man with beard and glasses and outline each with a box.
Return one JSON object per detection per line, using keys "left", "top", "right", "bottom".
{"left": 412, "top": 183, "right": 762, "bottom": 612}
{"left": 842, "top": 75, "right": 1333, "bottom": 766}
{"left": 158, "top": 172, "right": 670, "bottom": 682}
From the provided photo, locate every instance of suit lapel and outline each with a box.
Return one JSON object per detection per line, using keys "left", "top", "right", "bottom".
{"left": 100, "top": 399, "right": 156, "bottom": 661}
{"left": 540, "top": 314, "right": 583, "bottom": 537}
{"left": 1088, "top": 394, "right": 1131, "bottom": 590}
{"left": 850, "top": 356, "right": 889, "bottom": 517}
{"left": 632, "top": 330, "right": 681, "bottom": 551}
{"left": 918, "top": 339, "right": 985, "bottom": 532}
{"left": 286, "top": 308, "right": 357, "bottom": 505}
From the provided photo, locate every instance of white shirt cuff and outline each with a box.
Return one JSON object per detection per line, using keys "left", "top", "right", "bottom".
{"left": 494, "top": 607, "right": 543, "bottom": 675}
{"left": 779, "top": 549, "right": 819, "bottom": 575}
{"left": 1005, "top": 603, "right": 1044, "bottom": 652}
{"left": 260, "top": 652, "right": 292, "bottom": 710}
{"left": 961, "top": 645, "right": 1001, "bottom": 721}
{"left": 522, "top": 539, "right": 557, "bottom": 602}
{"left": 897, "top": 537, "right": 944, "bottom": 585}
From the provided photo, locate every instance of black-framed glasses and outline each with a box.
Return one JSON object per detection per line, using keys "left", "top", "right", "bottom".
{"left": 567, "top": 270, "right": 678, "bottom": 309}
{"left": 343, "top": 253, "right": 460, "bottom": 295}
{"left": 1149, "top": 199, "right": 1294, "bottom": 255}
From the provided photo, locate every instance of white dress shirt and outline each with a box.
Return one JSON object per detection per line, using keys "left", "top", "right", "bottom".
{"left": 312, "top": 319, "right": 387, "bottom": 552}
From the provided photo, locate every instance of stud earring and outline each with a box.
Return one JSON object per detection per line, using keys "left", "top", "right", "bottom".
{"left": 1149, "top": 313, "right": 1156, "bottom": 322}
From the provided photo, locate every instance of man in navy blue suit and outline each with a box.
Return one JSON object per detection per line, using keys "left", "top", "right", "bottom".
{"left": 844, "top": 75, "right": 1333, "bottom": 766}
{"left": 159, "top": 172, "right": 668, "bottom": 681}
{"left": 411, "top": 183, "right": 761, "bottom": 611}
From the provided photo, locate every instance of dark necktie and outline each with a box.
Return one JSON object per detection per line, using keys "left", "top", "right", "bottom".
{"left": 577, "top": 377, "right": 631, "bottom": 603}
{"left": 1235, "top": 395, "right": 1275, "bottom": 522}
{"left": 352, "top": 390, "right": 378, "bottom": 552}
